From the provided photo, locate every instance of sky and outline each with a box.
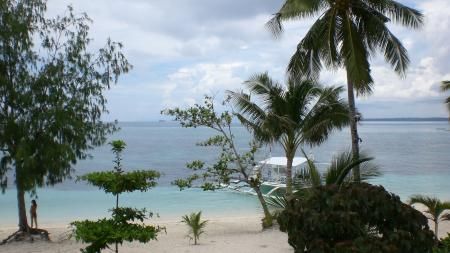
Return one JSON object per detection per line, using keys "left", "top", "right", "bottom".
{"left": 46, "top": 0, "right": 450, "bottom": 121}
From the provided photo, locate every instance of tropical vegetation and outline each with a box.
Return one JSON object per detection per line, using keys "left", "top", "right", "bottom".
{"left": 267, "top": 0, "right": 424, "bottom": 181}
{"left": 409, "top": 195, "right": 450, "bottom": 237}
{"left": 162, "top": 95, "right": 274, "bottom": 227}
{"left": 71, "top": 140, "right": 161, "bottom": 253}
{"left": 182, "top": 211, "right": 208, "bottom": 245}
{"left": 278, "top": 183, "right": 435, "bottom": 253}
{"left": 0, "top": 0, "right": 130, "bottom": 241}
{"left": 228, "top": 72, "right": 349, "bottom": 197}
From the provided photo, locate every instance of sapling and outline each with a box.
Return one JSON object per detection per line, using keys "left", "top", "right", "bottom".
{"left": 71, "top": 140, "right": 161, "bottom": 253}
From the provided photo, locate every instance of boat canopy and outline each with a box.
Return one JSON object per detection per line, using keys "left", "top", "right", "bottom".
{"left": 259, "top": 157, "right": 307, "bottom": 167}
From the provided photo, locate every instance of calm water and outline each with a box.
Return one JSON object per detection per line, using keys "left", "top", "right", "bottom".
{"left": 1, "top": 121, "right": 449, "bottom": 227}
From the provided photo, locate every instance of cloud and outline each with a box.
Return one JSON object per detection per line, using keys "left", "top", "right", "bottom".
{"left": 44, "top": 0, "right": 450, "bottom": 120}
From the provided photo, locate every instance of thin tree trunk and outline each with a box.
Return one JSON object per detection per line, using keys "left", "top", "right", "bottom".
{"left": 435, "top": 220, "right": 439, "bottom": 238}
{"left": 115, "top": 193, "right": 119, "bottom": 253}
{"left": 16, "top": 183, "right": 29, "bottom": 232}
{"left": 285, "top": 153, "right": 293, "bottom": 198}
{"left": 346, "top": 74, "right": 361, "bottom": 182}
{"left": 253, "top": 186, "right": 272, "bottom": 227}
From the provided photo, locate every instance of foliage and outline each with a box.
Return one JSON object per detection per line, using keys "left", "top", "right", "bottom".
{"left": 79, "top": 170, "right": 160, "bottom": 195}
{"left": 228, "top": 72, "right": 349, "bottom": 196}
{"left": 434, "top": 233, "right": 450, "bottom": 253}
{"left": 162, "top": 95, "right": 274, "bottom": 227}
{"left": 181, "top": 211, "right": 208, "bottom": 245}
{"left": 0, "top": 0, "right": 130, "bottom": 230}
{"left": 267, "top": 0, "right": 423, "bottom": 94}
{"left": 72, "top": 140, "right": 161, "bottom": 253}
{"left": 71, "top": 208, "right": 158, "bottom": 253}
{"left": 409, "top": 195, "right": 450, "bottom": 236}
{"left": 266, "top": 150, "right": 378, "bottom": 210}
{"left": 278, "top": 183, "right": 435, "bottom": 253}
{"left": 267, "top": 0, "right": 424, "bottom": 182}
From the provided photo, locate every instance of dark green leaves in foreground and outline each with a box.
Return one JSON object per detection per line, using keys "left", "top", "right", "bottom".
{"left": 278, "top": 183, "right": 435, "bottom": 253}
{"left": 79, "top": 170, "right": 160, "bottom": 195}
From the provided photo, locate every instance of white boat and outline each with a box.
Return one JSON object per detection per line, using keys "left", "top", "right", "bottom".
{"left": 226, "top": 156, "right": 311, "bottom": 197}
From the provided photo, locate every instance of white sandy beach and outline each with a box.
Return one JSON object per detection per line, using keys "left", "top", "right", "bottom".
{"left": 0, "top": 215, "right": 294, "bottom": 253}
{"left": 1, "top": 207, "right": 449, "bottom": 253}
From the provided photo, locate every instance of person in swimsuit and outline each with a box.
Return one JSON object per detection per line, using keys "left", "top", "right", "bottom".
{"left": 30, "top": 199, "right": 38, "bottom": 229}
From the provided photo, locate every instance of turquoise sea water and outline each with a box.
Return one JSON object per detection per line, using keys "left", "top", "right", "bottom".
{"left": 0, "top": 121, "right": 449, "bottom": 227}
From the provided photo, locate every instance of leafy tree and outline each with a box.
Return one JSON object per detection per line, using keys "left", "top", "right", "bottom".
{"left": 409, "top": 195, "right": 450, "bottom": 237}
{"left": 71, "top": 140, "right": 161, "bottom": 253}
{"left": 267, "top": 0, "right": 424, "bottom": 181}
{"left": 278, "top": 183, "right": 435, "bottom": 253}
{"left": 442, "top": 81, "right": 450, "bottom": 115}
{"left": 0, "top": 0, "right": 130, "bottom": 240}
{"left": 162, "top": 95, "right": 274, "bottom": 227}
{"left": 228, "top": 72, "right": 349, "bottom": 197}
{"left": 181, "top": 211, "right": 208, "bottom": 245}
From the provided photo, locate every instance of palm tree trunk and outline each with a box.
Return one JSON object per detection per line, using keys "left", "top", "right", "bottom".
{"left": 253, "top": 186, "right": 272, "bottom": 227}
{"left": 346, "top": 74, "right": 361, "bottom": 182}
{"left": 16, "top": 183, "right": 29, "bottom": 232}
{"left": 285, "top": 153, "right": 294, "bottom": 198}
{"left": 435, "top": 220, "right": 439, "bottom": 238}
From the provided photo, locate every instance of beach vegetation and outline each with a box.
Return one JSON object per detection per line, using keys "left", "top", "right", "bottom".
{"left": 162, "top": 95, "right": 275, "bottom": 228}
{"left": 181, "top": 211, "right": 208, "bottom": 245}
{"left": 266, "top": 149, "right": 378, "bottom": 210}
{"left": 267, "top": 0, "right": 424, "bottom": 182}
{"left": 433, "top": 233, "right": 450, "bottom": 253}
{"left": 0, "top": 0, "right": 130, "bottom": 242}
{"left": 228, "top": 72, "right": 349, "bottom": 198}
{"left": 278, "top": 183, "right": 435, "bottom": 253}
{"left": 409, "top": 195, "right": 450, "bottom": 237}
{"left": 71, "top": 140, "right": 161, "bottom": 253}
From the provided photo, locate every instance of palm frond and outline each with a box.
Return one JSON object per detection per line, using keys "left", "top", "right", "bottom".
{"left": 265, "top": 195, "right": 287, "bottom": 209}
{"left": 441, "top": 81, "right": 450, "bottom": 92}
{"left": 266, "top": 0, "right": 329, "bottom": 38}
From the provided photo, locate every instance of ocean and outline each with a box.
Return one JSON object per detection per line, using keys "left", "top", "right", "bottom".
{"left": 0, "top": 121, "right": 449, "bottom": 227}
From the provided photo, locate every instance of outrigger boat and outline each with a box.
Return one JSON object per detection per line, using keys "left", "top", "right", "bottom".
{"left": 226, "top": 156, "right": 311, "bottom": 197}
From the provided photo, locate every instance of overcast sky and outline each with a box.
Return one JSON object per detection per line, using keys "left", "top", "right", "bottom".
{"left": 46, "top": 0, "right": 450, "bottom": 121}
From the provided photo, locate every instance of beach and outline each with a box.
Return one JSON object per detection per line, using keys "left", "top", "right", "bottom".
{"left": 1, "top": 209, "right": 449, "bottom": 253}
{"left": 0, "top": 215, "right": 293, "bottom": 253}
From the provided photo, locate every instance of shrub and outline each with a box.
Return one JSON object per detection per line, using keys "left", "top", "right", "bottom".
{"left": 278, "top": 183, "right": 435, "bottom": 253}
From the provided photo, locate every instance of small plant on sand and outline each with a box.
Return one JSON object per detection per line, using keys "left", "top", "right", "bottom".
{"left": 182, "top": 211, "right": 208, "bottom": 245}
{"left": 71, "top": 140, "right": 162, "bottom": 253}
{"left": 409, "top": 195, "right": 450, "bottom": 237}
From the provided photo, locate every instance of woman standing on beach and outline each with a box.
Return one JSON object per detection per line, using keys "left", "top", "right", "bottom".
{"left": 30, "top": 200, "right": 38, "bottom": 228}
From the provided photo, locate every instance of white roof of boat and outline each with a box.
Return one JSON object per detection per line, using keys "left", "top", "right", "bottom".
{"left": 259, "top": 157, "right": 307, "bottom": 167}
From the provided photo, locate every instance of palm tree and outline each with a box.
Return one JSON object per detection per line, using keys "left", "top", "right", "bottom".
{"left": 266, "top": 149, "right": 378, "bottom": 209}
{"left": 409, "top": 195, "right": 450, "bottom": 237}
{"left": 181, "top": 211, "right": 208, "bottom": 245}
{"left": 267, "top": 0, "right": 424, "bottom": 181}
{"left": 442, "top": 81, "right": 450, "bottom": 115}
{"left": 229, "top": 72, "right": 349, "bottom": 197}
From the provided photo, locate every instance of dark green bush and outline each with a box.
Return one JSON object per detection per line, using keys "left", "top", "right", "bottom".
{"left": 278, "top": 183, "right": 435, "bottom": 253}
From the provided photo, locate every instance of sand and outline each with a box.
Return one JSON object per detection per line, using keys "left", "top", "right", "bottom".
{"left": 1, "top": 208, "right": 449, "bottom": 253}
{"left": 0, "top": 215, "right": 294, "bottom": 253}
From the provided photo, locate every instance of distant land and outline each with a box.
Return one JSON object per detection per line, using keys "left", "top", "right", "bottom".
{"left": 362, "top": 117, "right": 448, "bottom": 122}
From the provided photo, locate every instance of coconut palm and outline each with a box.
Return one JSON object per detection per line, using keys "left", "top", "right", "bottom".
{"left": 267, "top": 0, "right": 424, "bottom": 181}
{"left": 409, "top": 195, "right": 450, "bottom": 237}
{"left": 181, "top": 211, "right": 208, "bottom": 245}
{"left": 442, "top": 81, "right": 450, "bottom": 114}
{"left": 229, "top": 72, "right": 350, "bottom": 197}
{"left": 266, "top": 149, "right": 378, "bottom": 209}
